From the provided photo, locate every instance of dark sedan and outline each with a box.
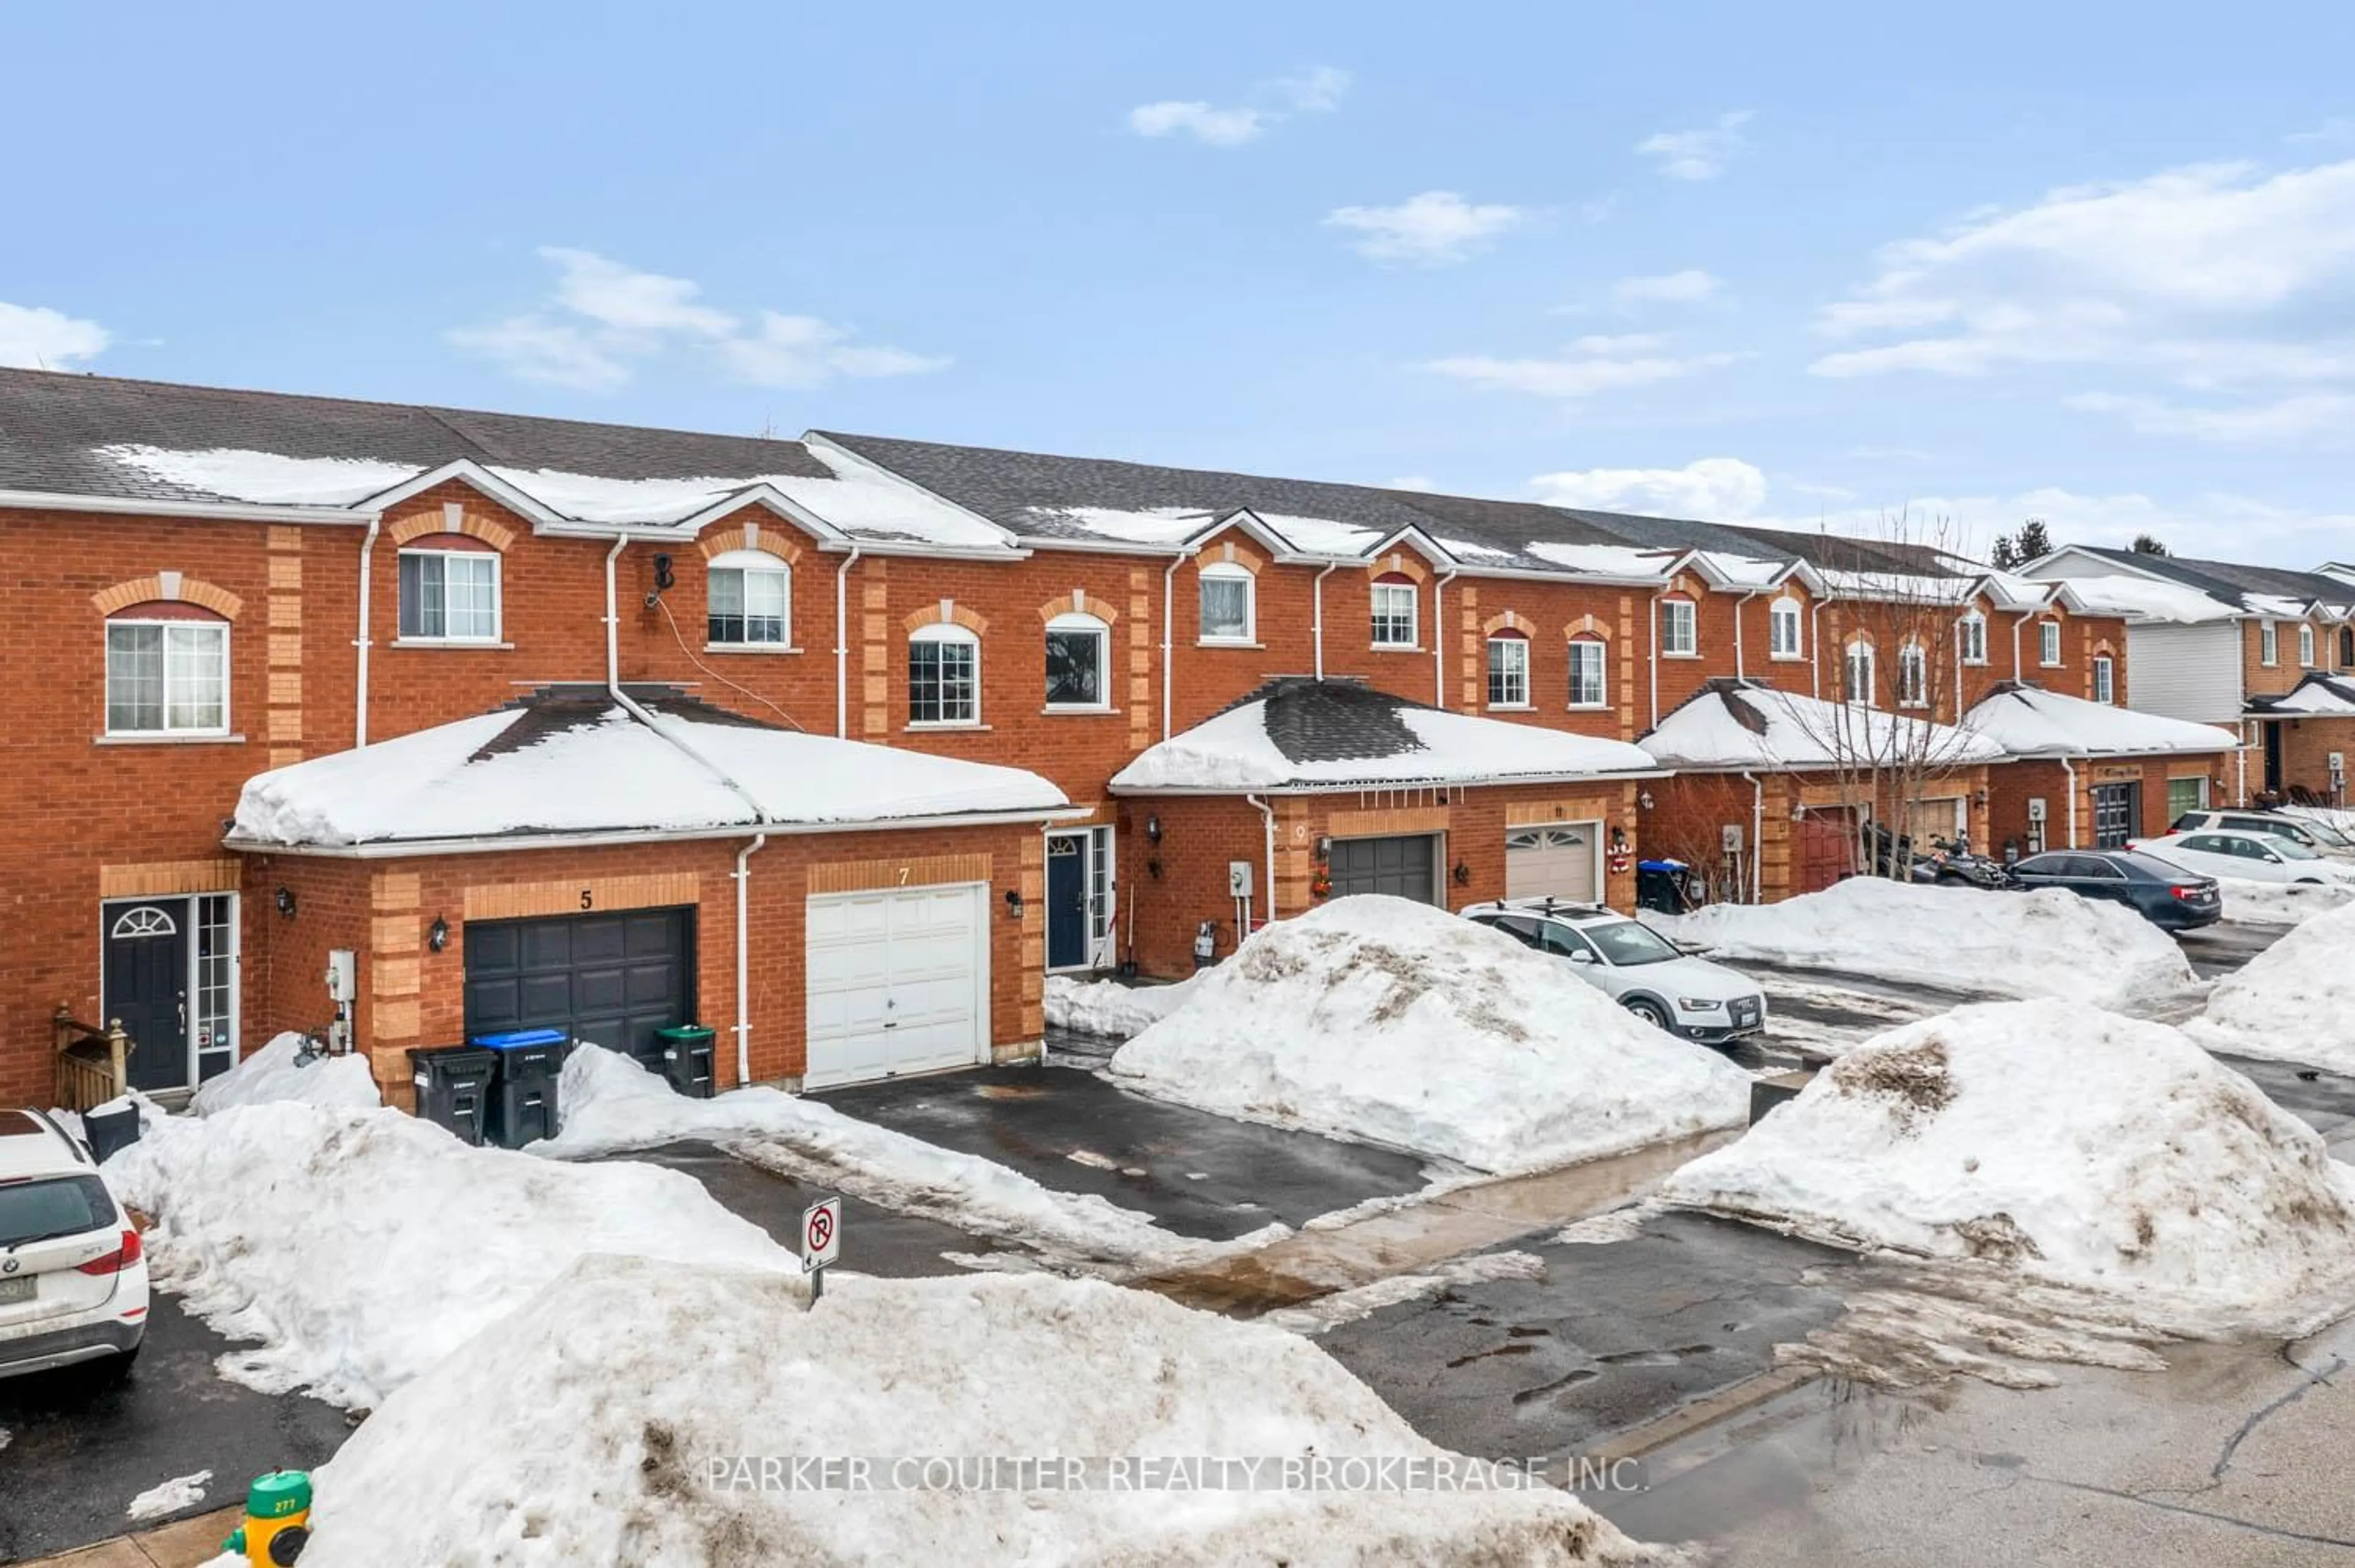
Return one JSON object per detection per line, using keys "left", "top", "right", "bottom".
{"left": 2009, "top": 849, "right": 2221, "bottom": 930}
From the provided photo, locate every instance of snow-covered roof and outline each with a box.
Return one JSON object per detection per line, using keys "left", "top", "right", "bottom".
{"left": 1962, "top": 684, "right": 2238, "bottom": 758}
{"left": 1109, "top": 679, "right": 1659, "bottom": 793}
{"left": 2045, "top": 573, "right": 2240, "bottom": 625}
{"left": 230, "top": 688, "right": 1072, "bottom": 851}
{"left": 2035, "top": 546, "right": 2355, "bottom": 622}
{"left": 1640, "top": 681, "right": 2005, "bottom": 773}
{"left": 2250, "top": 673, "right": 2355, "bottom": 717}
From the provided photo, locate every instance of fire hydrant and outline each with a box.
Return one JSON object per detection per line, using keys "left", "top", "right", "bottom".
{"left": 221, "top": 1470, "right": 312, "bottom": 1564}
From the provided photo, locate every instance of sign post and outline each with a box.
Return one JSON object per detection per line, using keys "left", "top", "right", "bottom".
{"left": 801, "top": 1196, "right": 842, "bottom": 1301}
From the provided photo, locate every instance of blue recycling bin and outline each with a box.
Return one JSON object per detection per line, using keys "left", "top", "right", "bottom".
{"left": 470, "top": 1028, "right": 570, "bottom": 1148}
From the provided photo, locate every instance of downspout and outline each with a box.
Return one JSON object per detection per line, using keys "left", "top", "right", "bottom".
{"left": 732, "top": 834, "right": 765, "bottom": 1087}
{"left": 2012, "top": 611, "right": 2029, "bottom": 679}
{"left": 1741, "top": 771, "right": 1764, "bottom": 903}
{"left": 1809, "top": 601, "right": 1825, "bottom": 700}
{"left": 1311, "top": 561, "right": 1338, "bottom": 679}
{"left": 1431, "top": 568, "right": 1458, "bottom": 708}
{"left": 1246, "top": 794, "right": 1278, "bottom": 935}
{"left": 832, "top": 545, "right": 862, "bottom": 738}
{"left": 353, "top": 518, "right": 380, "bottom": 747}
{"left": 1648, "top": 589, "right": 1664, "bottom": 725}
{"left": 1731, "top": 590, "right": 1760, "bottom": 679}
{"left": 2237, "top": 723, "right": 2250, "bottom": 806}
{"left": 1162, "top": 545, "right": 1200, "bottom": 740}
{"left": 2059, "top": 755, "right": 2079, "bottom": 849}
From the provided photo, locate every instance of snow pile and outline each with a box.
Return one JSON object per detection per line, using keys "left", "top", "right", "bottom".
{"left": 104, "top": 1102, "right": 796, "bottom": 1408}
{"left": 1106, "top": 898, "right": 1752, "bottom": 1172}
{"left": 189, "top": 1032, "right": 379, "bottom": 1115}
{"left": 2191, "top": 901, "right": 2355, "bottom": 1073}
{"left": 1665, "top": 1002, "right": 2355, "bottom": 1334}
{"left": 126, "top": 1470, "right": 211, "bottom": 1522}
{"left": 537, "top": 1046, "right": 1257, "bottom": 1272}
{"left": 1044, "top": 973, "right": 1198, "bottom": 1038}
{"left": 298, "top": 1256, "right": 1648, "bottom": 1568}
{"left": 2216, "top": 874, "right": 2355, "bottom": 926}
{"left": 1660, "top": 878, "right": 2196, "bottom": 1006}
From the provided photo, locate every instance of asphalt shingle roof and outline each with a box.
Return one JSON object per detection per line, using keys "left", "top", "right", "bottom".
{"left": 2070, "top": 545, "right": 2353, "bottom": 610}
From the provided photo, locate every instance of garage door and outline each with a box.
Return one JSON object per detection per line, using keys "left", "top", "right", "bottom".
{"left": 1904, "top": 797, "right": 1965, "bottom": 847}
{"left": 1794, "top": 808, "right": 1858, "bottom": 893}
{"left": 1505, "top": 824, "right": 1599, "bottom": 901}
{"left": 464, "top": 907, "right": 694, "bottom": 1067}
{"left": 805, "top": 884, "right": 988, "bottom": 1089}
{"left": 2093, "top": 782, "right": 2140, "bottom": 849}
{"left": 1328, "top": 834, "right": 1438, "bottom": 903}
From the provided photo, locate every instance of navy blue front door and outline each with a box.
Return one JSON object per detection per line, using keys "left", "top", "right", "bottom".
{"left": 105, "top": 901, "right": 190, "bottom": 1092}
{"left": 1046, "top": 835, "right": 1088, "bottom": 969}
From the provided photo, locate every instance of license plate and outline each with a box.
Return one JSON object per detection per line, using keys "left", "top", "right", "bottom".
{"left": 0, "top": 1275, "right": 34, "bottom": 1305}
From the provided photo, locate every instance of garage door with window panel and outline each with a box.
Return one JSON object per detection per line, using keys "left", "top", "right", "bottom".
{"left": 2166, "top": 775, "right": 2209, "bottom": 824}
{"left": 805, "top": 884, "right": 989, "bottom": 1089}
{"left": 1327, "top": 834, "right": 1439, "bottom": 904}
{"left": 464, "top": 908, "right": 694, "bottom": 1066}
{"left": 1505, "top": 824, "right": 1599, "bottom": 901}
{"left": 2092, "top": 782, "right": 2140, "bottom": 849}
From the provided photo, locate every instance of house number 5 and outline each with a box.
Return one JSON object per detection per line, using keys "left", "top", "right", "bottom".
{"left": 580, "top": 889, "right": 594, "bottom": 909}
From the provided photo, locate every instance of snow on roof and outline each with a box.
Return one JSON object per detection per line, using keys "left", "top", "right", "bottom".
{"left": 1817, "top": 568, "right": 1985, "bottom": 605}
{"left": 1641, "top": 682, "right": 2005, "bottom": 772}
{"left": 2051, "top": 573, "right": 2239, "bottom": 624}
{"left": 1962, "top": 685, "right": 2238, "bottom": 758}
{"left": 1109, "top": 680, "right": 1658, "bottom": 792}
{"left": 1687, "top": 549, "right": 1790, "bottom": 588}
{"left": 231, "top": 692, "right": 1069, "bottom": 849}
{"left": 2257, "top": 676, "right": 2355, "bottom": 716}
{"left": 98, "top": 445, "right": 422, "bottom": 507}
{"left": 1522, "top": 540, "right": 1683, "bottom": 579}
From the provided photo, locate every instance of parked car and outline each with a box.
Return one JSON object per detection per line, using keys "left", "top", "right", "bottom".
{"left": 1463, "top": 898, "right": 1768, "bottom": 1042}
{"left": 2008, "top": 849, "right": 2221, "bottom": 930}
{"left": 2167, "top": 809, "right": 2355, "bottom": 862}
{"left": 0, "top": 1108, "right": 147, "bottom": 1381}
{"left": 2127, "top": 830, "right": 2355, "bottom": 886}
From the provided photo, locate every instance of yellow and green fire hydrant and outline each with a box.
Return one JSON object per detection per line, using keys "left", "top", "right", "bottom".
{"left": 220, "top": 1470, "right": 312, "bottom": 1565}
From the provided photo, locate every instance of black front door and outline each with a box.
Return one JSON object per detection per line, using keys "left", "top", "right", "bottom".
{"left": 2264, "top": 721, "right": 2284, "bottom": 795}
{"left": 104, "top": 900, "right": 189, "bottom": 1092}
{"left": 1046, "top": 835, "right": 1088, "bottom": 969}
{"left": 463, "top": 908, "right": 694, "bottom": 1067}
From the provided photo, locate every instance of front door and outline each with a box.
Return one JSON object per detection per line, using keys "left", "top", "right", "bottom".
{"left": 1045, "top": 833, "right": 1089, "bottom": 970}
{"left": 104, "top": 901, "right": 189, "bottom": 1092}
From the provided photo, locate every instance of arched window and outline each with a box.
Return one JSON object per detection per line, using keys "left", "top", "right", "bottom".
{"left": 1957, "top": 611, "right": 1987, "bottom": 666}
{"left": 106, "top": 605, "right": 229, "bottom": 736}
{"left": 1486, "top": 630, "right": 1530, "bottom": 708}
{"left": 2340, "top": 627, "right": 2353, "bottom": 667}
{"left": 1769, "top": 597, "right": 1803, "bottom": 659}
{"left": 2299, "top": 622, "right": 2318, "bottom": 667}
{"left": 1896, "top": 641, "right": 1928, "bottom": 708}
{"left": 1844, "top": 638, "right": 1876, "bottom": 706}
{"left": 706, "top": 549, "right": 792, "bottom": 647}
{"left": 397, "top": 535, "right": 502, "bottom": 642}
{"left": 1044, "top": 612, "right": 1110, "bottom": 709}
{"left": 1197, "top": 562, "right": 1255, "bottom": 644}
{"left": 908, "top": 622, "right": 981, "bottom": 726}
{"left": 110, "top": 905, "right": 178, "bottom": 939}
{"left": 1371, "top": 573, "right": 1419, "bottom": 648}
{"left": 2093, "top": 653, "right": 2116, "bottom": 705}
{"left": 1567, "top": 637, "right": 1608, "bottom": 708}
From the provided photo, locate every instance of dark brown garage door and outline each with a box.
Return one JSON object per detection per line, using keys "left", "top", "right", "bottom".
{"left": 464, "top": 907, "right": 695, "bottom": 1066}
{"left": 1328, "top": 834, "right": 1439, "bottom": 904}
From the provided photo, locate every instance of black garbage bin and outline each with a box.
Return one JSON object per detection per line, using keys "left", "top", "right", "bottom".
{"left": 654, "top": 1025, "right": 718, "bottom": 1098}
{"left": 472, "top": 1029, "right": 569, "bottom": 1149}
{"left": 408, "top": 1046, "right": 497, "bottom": 1145}
{"left": 81, "top": 1100, "right": 144, "bottom": 1162}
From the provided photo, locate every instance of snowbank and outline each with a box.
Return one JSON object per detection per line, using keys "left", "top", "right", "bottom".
{"left": 1044, "top": 973, "right": 1198, "bottom": 1039}
{"left": 2191, "top": 901, "right": 2355, "bottom": 1073}
{"left": 1658, "top": 878, "right": 2195, "bottom": 1007}
{"left": 2215, "top": 875, "right": 2355, "bottom": 927}
{"left": 104, "top": 1102, "right": 796, "bottom": 1409}
{"left": 537, "top": 1046, "right": 1260, "bottom": 1272}
{"left": 1106, "top": 898, "right": 1752, "bottom": 1173}
{"left": 299, "top": 1256, "right": 1648, "bottom": 1568}
{"left": 1664, "top": 1001, "right": 2355, "bottom": 1335}
{"left": 188, "top": 1032, "right": 379, "bottom": 1116}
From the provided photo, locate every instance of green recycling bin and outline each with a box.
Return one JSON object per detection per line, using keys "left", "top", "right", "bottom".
{"left": 654, "top": 1024, "right": 717, "bottom": 1098}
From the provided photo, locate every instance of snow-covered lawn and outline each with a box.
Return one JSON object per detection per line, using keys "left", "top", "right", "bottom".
{"left": 188, "top": 1031, "right": 379, "bottom": 1115}
{"left": 297, "top": 1255, "right": 1649, "bottom": 1567}
{"left": 1044, "top": 973, "right": 1198, "bottom": 1038}
{"left": 2213, "top": 874, "right": 2355, "bottom": 927}
{"left": 1664, "top": 1001, "right": 2355, "bottom": 1336}
{"left": 1657, "top": 878, "right": 2196, "bottom": 1008}
{"left": 104, "top": 1102, "right": 796, "bottom": 1409}
{"left": 2189, "top": 901, "right": 2355, "bottom": 1074}
{"left": 1106, "top": 897, "right": 1753, "bottom": 1173}
{"left": 536, "top": 1046, "right": 1275, "bottom": 1273}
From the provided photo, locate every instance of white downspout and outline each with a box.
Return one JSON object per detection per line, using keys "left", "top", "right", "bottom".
{"left": 2060, "top": 755, "right": 2079, "bottom": 849}
{"left": 1741, "top": 771, "right": 1764, "bottom": 903}
{"left": 353, "top": 518, "right": 380, "bottom": 746}
{"left": 1162, "top": 545, "right": 1200, "bottom": 740}
{"left": 733, "top": 833, "right": 765, "bottom": 1085}
{"left": 1246, "top": 794, "right": 1278, "bottom": 931}
{"left": 1648, "top": 589, "right": 1664, "bottom": 725}
{"left": 2238, "top": 724, "right": 2250, "bottom": 806}
{"left": 832, "top": 545, "right": 862, "bottom": 739}
{"left": 1431, "top": 568, "right": 1458, "bottom": 708}
{"left": 1732, "top": 590, "right": 1759, "bottom": 679}
{"left": 2012, "top": 612, "right": 2028, "bottom": 679}
{"left": 1809, "top": 601, "right": 1825, "bottom": 700}
{"left": 1311, "top": 562, "right": 1338, "bottom": 679}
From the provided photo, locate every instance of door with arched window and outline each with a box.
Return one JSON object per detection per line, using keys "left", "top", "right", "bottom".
{"left": 104, "top": 901, "right": 188, "bottom": 1091}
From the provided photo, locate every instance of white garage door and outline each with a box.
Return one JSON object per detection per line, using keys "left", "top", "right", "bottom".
{"left": 805, "top": 884, "right": 989, "bottom": 1089}
{"left": 1506, "top": 823, "right": 1599, "bottom": 901}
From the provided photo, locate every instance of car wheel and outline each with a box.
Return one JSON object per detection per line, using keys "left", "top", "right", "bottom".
{"left": 1622, "top": 997, "right": 1672, "bottom": 1030}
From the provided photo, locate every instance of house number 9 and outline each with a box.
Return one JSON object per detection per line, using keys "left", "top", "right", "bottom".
{"left": 580, "top": 889, "right": 594, "bottom": 909}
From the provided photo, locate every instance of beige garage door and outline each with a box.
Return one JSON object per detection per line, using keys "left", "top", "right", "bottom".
{"left": 1905, "top": 797, "right": 1966, "bottom": 846}
{"left": 1506, "top": 824, "right": 1599, "bottom": 901}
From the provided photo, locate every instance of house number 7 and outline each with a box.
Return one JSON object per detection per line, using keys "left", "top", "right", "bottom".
{"left": 580, "top": 889, "right": 594, "bottom": 909}
{"left": 897, "top": 866, "right": 911, "bottom": 885}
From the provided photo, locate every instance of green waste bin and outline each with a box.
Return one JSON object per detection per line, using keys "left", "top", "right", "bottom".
{"left": 654, "top": 1024, "right": 718, "bottom": 1098}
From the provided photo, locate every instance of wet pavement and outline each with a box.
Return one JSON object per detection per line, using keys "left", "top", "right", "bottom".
{"left": 2178, "top": 920, "right": 2284, "bottom": 979}
{"left": 0, "top": 1294, "right": 351, "bottom": 1563}
{"left": 812, "top": 1061, "right": 1433, "bottom": 1241}
{"left": 2215, "top": 1053, "right": 2355, "bottom": 1153}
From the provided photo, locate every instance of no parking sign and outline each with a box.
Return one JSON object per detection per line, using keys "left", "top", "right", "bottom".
{"left": 802, "top": 1196, "right": 842, "bottom": 1299}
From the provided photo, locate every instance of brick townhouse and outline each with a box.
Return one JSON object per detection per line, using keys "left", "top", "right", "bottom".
{"left": 0, "top": 367, "right": 2204, "bottom": 1109}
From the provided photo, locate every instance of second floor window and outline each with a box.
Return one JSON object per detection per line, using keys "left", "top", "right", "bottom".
{"left": 1844, "top": 641, "right": 1875, "bottom": 705}
{"left": 1044, "top": 614, "right": 1109, "bottom": 709}
{"left": 1660, "top": 598, "right": 1697, "bottom": 656}
{"left": 2093, "top": 654, "right": 2115, "bottom": 704}
{"left": 106, "top": 618, "right": 228, "bottom": 735}
{"left": 1371, "top": 578, "right": 1419, "bottom": 648}
{"left": 1769, "top": 599, "right": 1801, "bottom": 657}
{"left": 1959, "top": 613, "right": 1987, "bottom": 665}
{"left": 1568, "top": 638, "right": 1607, "bottom": 707}
{"left": 2261, "top": 620, "right": 2278, "bottom": 665}
{"left": 909, "top": 625, "right": 980, "bottom": 725}
{"left": 706, "top": 553, "right": 791, "bottom": 646}
{"left": 1198, "top": 565, "right": 1255, "bottom": 643}
{"left": 1487, "top": 634, "right": 1530, "bottom": 707}
{"left": 2039, "top": 620, "right": 2062, "bottom": 667}
{"left": 1897, "top": 643, "right": 1928, "bottom": 708}
{"left": 2300, "top": 623, "right": 2317, "bottom": 667}
{"left": 398, "top": 548, "right": 499, "bottom": 641}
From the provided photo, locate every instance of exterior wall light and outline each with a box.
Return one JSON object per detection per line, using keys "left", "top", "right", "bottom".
{"left": 428, "top": 914, "right": 450, "bottom": 952}
{"left": 1004, "top": 889, "right": 1025, "bottom": 920}
{"left": 275, "top": 887, "right": 297, "bottom": 920}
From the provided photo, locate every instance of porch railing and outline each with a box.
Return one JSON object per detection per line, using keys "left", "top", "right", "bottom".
{"left": 53, "top": 1006, "right": 131, "bottom": 1111}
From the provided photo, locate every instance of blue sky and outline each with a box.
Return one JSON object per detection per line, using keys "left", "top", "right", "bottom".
{"left": 10, "top": 1, "right": 2355, "bottom": 563}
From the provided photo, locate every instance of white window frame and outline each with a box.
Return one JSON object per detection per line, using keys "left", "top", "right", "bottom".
{"left": 1197, "top": 563, "right": 1257, "bottom": 645}
{"left": 1660, "top": 598, "right": 1698, "bottom": 657}
{"left": 1958, "top": 612, "right": 1987, "bottom": 666}
{"left": 1568, "top": 638, "right": 1608, "bottom": 709}
{"left": 908, "top": 622, "right": 982, "bottom": 727}
{"left": 705, "top": 548, "right": 793, "bottom": 649}
{"left": 1896, "top": 641, "right": 1928, "bottom": 708}
{"left": 1844, "top": 640, "right": 1877, "bottom": 706}
{"left": 1371, "top": 579, "right": 1420, "bottom": 649}
{"left": 104, "top": 618, "right": 231, "bottom": 738}
{"left": 2260, "top": 619, "right": 2279, "bottom": 667}
{"left": 2093, "top": 654, "right": 2116, "bottom": 705}
{"left": 2299, "top": 622, "right": 2317, "bottom": 668}
{"left": 2038, "top": 619, "right": 2063, "bottom": 667}
{"left": 1486, "top": 635, "right": 1531, "bottom": 709}
{"left": 1768, "top": 597, "right": 1802, "bottom": 660}
{"left": 396, "top": 546, "right": 504, "bottom": 644}
{"left": 1044, "top": 611, "right": 1112, "bottom": 712}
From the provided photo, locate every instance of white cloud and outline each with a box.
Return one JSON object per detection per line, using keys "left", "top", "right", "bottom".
{"left": 1387, "top": 474, "right": 1439, "bottom": 492}
{"left": 0, "top": 300, "right": 110, "bottom": 369}
{"left": 1325, "top": 191, "right": 1524, "bottom": 265}
{"left": 1634, "top": 112, "right": 1753, "bottom": 181}
{"left": 1426, "top": 328, "right": 1743, "bottom": 397}
{"left": 452, "top": 250, "right": 946, "bottom": 394}
{"left": 1530, "top": 457, "right": 1769, "bottom": 518}
{"left": 1127, "top": 64, "right": 1347, "bottom": 147}
{"left": 2066, "top": 389, "right": 2355, "bottom": 445}
{"left": 1614, "top": 269, "right": 1723, "bottom": 306}
{"left": 1273, "top": 65, "right": 1350, "bottom": 113}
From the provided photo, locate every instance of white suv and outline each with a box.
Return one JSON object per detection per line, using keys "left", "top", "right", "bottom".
{"left": 1, "top": 1109, "right": 148, "bottom": 1380}
{"left": 1463, "top": 899, "right": 1769, "bottom": 1042}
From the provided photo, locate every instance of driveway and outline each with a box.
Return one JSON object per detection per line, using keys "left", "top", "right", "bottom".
{"left": 0, "top": 1295, "right": 351, "bottom": 1563}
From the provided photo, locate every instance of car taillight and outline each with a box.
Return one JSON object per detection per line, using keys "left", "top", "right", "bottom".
{"left": 75, "top": 1227, "right": 142, "bottom": 1276}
